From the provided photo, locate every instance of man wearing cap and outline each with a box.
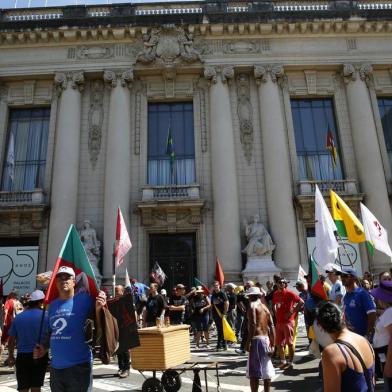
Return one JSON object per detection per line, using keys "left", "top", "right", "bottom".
{"left": 6, "top": 290, "right": 48, "bottom": 392}
{"left": 245, "top": 286, "right": 275, "bottom": 392}
{"left": 168, "top": 284, "right": 188, "bottom": 325}
{"left": 340, "top": 267, "right": 376, "bottom": 338}
{"left": 272, "top": 277, "right": 303, "bottom": 368}
{"left": 211, "top": 281, "right": 229, "bottom": 351}
{"left": 34, "top": 266, "right": 106, "bottom": 392}
{"left": 325, "top": 264, "right": 346, "bottom": 307}
{"left": 225, "top": 283, "right": 237, "bottom": 332}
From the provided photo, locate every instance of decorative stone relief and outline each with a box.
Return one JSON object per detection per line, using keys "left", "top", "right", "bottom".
{"left": 54, "top": 71, "right": 85, "bottom": 93}
{"left": 223, "top": 40, "right": 259, "bottom": 54}
{"left": 197, "top": 86, "right": 208, "bottom": 153}
{"left": 254, "top": 64, "right": 285, "bottom": 85}
{"left": 342, "top": 63, "right": 373, "bottom": 85}
{"left": 23, "top": 81, "right": 36, "bottom": 104}
{"left": 204, "top": 66, "right": 234, "bottom": 85}
{"left": 76, "top": 46, "right": 114, "bottom": 59}
{"left": 134, "top": 90, "right": 142, "bottom": 155}
{"left": 103, "top": 69, "right": 133, "bottom": 88}
{"left": 236, "top": 74, "right": 253, "bottom": 165}
{"left": 304, "top": 71, "right": 317, "bottom": 95}
{"left": 136, "top": 26, "right": 200, "bottom": 67}
{"left": 88, "top": 80, "right": 104, "bottom": 169}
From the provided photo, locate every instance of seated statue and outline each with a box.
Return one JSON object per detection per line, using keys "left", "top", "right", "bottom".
{"left": 242, "top": 214, "right": 276, "bottom": 257}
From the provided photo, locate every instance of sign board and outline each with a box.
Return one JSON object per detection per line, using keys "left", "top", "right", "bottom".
{"left": 0, "top": 246, "right": 39, "bottom": 295}
{"left": 306, "top": 237, "right": 362, "bottom": 277}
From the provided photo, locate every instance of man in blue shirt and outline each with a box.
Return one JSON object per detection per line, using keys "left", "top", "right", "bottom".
{"left": 339, "top": 267, "right": 376, "bottom": 338}
{"left": 34, "top": 266, "right": 106, "bottom": 392}
{"left": 7, "top": 289, "right": 48, "bottom": 392}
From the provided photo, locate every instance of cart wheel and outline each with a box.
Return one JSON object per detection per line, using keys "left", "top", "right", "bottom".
{"left": 161, "top": 370, "right": 182, "bottom": 392}
{"left": 142, "top": 377, "right": 163, "bottom": 392}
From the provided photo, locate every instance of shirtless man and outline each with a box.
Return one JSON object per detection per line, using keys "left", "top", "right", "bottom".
{"left": 245, "top": 286, "right": 275, "bottom": 392}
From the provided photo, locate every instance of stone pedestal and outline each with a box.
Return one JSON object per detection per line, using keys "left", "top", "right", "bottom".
{"left": 242, "top": 256, "right": 282, "bottom": 284}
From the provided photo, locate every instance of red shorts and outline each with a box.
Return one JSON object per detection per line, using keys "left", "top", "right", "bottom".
{"left": 275, "top": 320, "right": 295, "bottom": 346}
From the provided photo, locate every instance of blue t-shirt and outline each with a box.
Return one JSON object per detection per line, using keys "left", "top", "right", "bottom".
{"left": 9, "top": 308, "right": 48, "bottom": 353}
{"left": 48, "top": 292, "right": 94, "bottom": 369}
{"left": 343, "top": 287, "right": 376, "bottom": 336}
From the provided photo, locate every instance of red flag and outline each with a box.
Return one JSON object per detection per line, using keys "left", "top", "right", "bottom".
{"left": 215, "top": 257, "right": 225, "bottom": 287}
{"left": 114, "top": 207, "right": 132, "bottom": 268}
{"left": 308, "top": 256, "right": 328, "bottom": 300}
{"left": 44, "top": 225, "right": 99, "bottom": 305}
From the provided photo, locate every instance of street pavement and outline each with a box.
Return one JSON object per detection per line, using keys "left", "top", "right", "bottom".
{"left": 0, "top": 333, "right": 385, "bottom": 391}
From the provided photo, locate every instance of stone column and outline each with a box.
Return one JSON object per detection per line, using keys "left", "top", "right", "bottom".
{"left": 254, "top": 65, "right": 300, "bottom": 274}
{"left": 204, "top": 66, "right": 241, "bottom": 276}
{"left": 47, "top": 72, "right": 84, "bottom": 267}
{"left": 343, "top": 63, "right": 392, "bottom": 271}
{"left": 102, "top": 69, "right": 133, "bottom": 279}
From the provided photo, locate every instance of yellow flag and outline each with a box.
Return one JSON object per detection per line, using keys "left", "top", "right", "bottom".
{"left": 330, "top": 190, "right": 365, "bottom": 243}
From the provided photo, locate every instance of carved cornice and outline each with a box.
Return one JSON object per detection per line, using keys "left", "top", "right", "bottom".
{"left": 204, "top": 65, "right": 234, "bottom": 86}
{"left": 54, "top": 71, "right": 84, "bottom": 93}
{"left": 254, "top": 64, "right": 285, "bottom": 85}
{"left": 342, "top": 63, "right": 373, "bottom": 84}
{"left": 1, "top": 20, "right": 392, "bottom": 47}
{"left": 103, "top": 69, "right": 133, "bottom": 88}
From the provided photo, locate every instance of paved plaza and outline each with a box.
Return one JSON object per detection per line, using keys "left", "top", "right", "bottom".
{"left": 0, "top": 332, "right": 385, "bottom": 392}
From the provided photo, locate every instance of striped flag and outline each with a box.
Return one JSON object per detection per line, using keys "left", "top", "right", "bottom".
{"left": 194, "top": 277, "right": 210, "bottom": 295}
{"left": 330, "top": 190, "right": 365, "bottom": 243}
{"left": 165, "top": 122, "right": 175, "bottom": 176}
{"left": 44, "top": 225, "right": 99, "bottom": 305}
{"left": 326, "top": 127, "right": 338, "bottom": 168}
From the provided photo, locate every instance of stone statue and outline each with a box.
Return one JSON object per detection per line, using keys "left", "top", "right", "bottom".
{"left": 136, "top": 30, "right": 159, "bottom": 64}
{"left": 242, "top": 215, "right": 276, "bottom": 257}
{"left": 79, "top": 219, "right": 102, "bottom": 287}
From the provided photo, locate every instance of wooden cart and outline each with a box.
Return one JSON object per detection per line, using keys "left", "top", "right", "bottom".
{"left": 130, "top": 325, "right": 222, "bottom": 392}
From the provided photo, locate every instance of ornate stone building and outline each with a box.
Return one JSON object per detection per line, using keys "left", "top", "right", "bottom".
{"left": 0, "top": 0, "right": 392, "bottom": 290}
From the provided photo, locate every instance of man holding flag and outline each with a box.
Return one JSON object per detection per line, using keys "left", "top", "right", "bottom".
{"left": 34, "top": 226, "right": 107, "bottom": 392}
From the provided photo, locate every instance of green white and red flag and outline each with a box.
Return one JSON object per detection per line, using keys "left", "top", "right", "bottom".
{"left": 308, "top": 255, "right": 328, "bottom": 300}
{"left": 194, "top": 277, "right": 210, "bottom": 295}
{"left": 44, "top": 225, "right": 99, "bottom": 305}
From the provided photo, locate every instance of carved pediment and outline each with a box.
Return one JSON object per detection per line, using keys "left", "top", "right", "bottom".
{"left": 136, "top": 26, "right": 201, "bottom": 68}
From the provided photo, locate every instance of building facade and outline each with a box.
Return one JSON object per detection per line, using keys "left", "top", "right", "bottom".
{"left": 0, "top": 0, "right": 392, "bottom": 291}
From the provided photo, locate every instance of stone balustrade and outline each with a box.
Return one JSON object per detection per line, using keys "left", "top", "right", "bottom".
{"left": 297, "top": 180, "right": 358, "bottom": 196}
{"left": 0, "top": 189, "right": 45, "bottom": 205}
{"left": 141, "top": 184, "right": 200, "bottom": 201}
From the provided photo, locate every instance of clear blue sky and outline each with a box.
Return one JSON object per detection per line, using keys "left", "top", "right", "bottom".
{"left": 2, "top": 0, "right": 196, "bottom": 8}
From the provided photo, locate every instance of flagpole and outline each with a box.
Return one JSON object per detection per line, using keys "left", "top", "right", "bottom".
{"left": 335, "top": 231, "right": 354, "bottom": 268}
{"left": 112, "top": 242, "right": 116, "bottom": 297}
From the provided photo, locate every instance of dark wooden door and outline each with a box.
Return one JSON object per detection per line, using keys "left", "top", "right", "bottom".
{"left": 149, "top": 233, "right": 197, "bottom": 292}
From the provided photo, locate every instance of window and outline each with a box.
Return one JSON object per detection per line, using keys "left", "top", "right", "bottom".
{"left": 377, "top": 98, "right": 392, "bottom": 172}
{"left": 1, "top": 108, "right": 50, "bottom": 191}
{"left": 291, "top": 98, "right": 343, "bottom": 181}
{"left": 148, "top": 102, "right": 195, "bottom": 185}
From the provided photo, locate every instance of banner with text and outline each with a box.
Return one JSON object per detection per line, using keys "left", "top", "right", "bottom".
{"left": 0, "top": 246, "right": 39, "bottom": 295}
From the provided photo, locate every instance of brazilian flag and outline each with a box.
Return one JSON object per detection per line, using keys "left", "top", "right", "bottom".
{"left": 165, "top": 123, "right": 175, "bottom": 175}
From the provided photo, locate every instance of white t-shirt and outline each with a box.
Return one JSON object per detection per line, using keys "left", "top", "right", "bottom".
{"left": 329, "top": 280, "right": 346, "bottom": 302}
{"left": 373, "top": 306, "right": 392, "bottom": 348}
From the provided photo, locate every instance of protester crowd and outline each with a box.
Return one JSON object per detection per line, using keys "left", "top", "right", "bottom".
{"left": 0, "top": 265, "right": 391, "bottom": 392}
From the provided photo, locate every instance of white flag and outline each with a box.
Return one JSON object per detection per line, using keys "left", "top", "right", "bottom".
{"left": 360, "top": 203, "right": 392, "bottom": 259}
{"left": 314, "top": 185, "right": 340, "bottom": 268}
{"left": 125, "top": 267, "right": 131, "bottom": 287}
{"left": 297, "top": 265, "right": 308, "bottom": 289}
{"left": 114, "top": 207, "right": 132, "bottom": 268}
